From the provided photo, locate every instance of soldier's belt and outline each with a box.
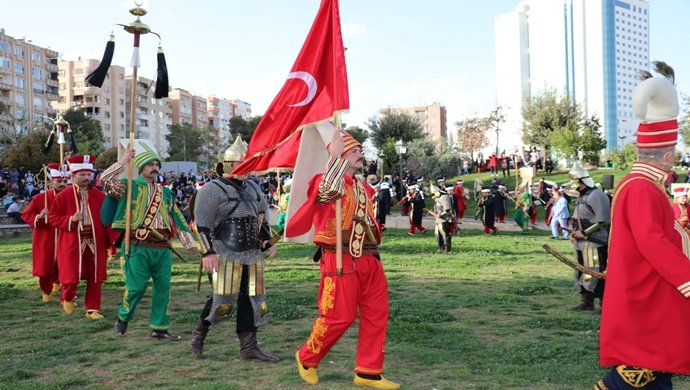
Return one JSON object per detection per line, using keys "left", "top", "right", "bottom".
{"left": 321, "top": 243, "right": 379, "bottom": 256}
{"left": 214, "top": 216, "right": 259, "bottom": 252}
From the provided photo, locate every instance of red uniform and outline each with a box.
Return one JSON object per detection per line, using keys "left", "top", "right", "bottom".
{"left": 453, "top": 185, "right": 467, "bottom": 219}
{"left": 288, "top": 164, "right": 390, "bottom": 376}
{"left": 600, "top": 163, "right": 690, "bottom": 374}
{"left": 48, "top": 184, "right": 108, "bottom": 311}
{"left": 21, "top": 190, "right": 60, "bottom": 294}
{"left": 672, "top": 202, "right": 690, "bottom": 230}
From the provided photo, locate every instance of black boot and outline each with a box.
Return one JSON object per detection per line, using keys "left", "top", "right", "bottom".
{"left": 593, "top": 299, "right": 603, "bottom": 315}
{"left": 570, "top": 292, "right": 595, "bottom": 311}
{"left": 189, "top": 320, "right": 210, "bottom": 357}
{"left": 238, "top": 331, "right": 279, "bottom": 363}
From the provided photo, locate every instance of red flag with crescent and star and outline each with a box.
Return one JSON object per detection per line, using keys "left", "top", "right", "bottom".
{"left": 231, "top": 0, "right": 349, "bottom": 176}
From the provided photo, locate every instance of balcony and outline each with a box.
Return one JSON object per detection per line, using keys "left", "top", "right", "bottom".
{"left": 0, "top": 67, "right": 10, "bottom": 75}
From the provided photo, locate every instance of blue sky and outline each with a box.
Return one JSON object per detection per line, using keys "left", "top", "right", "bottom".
{"left": 3, "top": 0, "right": 688, "bottom": 132}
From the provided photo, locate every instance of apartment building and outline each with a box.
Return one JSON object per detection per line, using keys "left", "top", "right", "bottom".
{"left": 495, "top": 0, "right": 650, "bottom": 152}
{"left": 230, "top": 98, "right": 252, "bottom": 119}
{"left": 379, "top": 103, "right": 447, "bottom": 140}
{"left": 125, "top": 75, "right": 172, "bottom": 155}
{"left": 169, "top": 88, "right": 193, "bottom": 126}
{"left": 207, "top": 96, "right": 234, "bottom": 159}
{"left": 0, "top": 28, "right": 59, "bottom": 143}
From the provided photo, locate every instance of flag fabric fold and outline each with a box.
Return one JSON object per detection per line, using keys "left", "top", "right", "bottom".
{"left": 231, "top": 0, "right": 349, "bottom": 176}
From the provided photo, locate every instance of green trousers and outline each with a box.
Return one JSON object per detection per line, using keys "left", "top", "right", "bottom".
{"left": 118, "top": 244, "right": 172, "bottom": 330}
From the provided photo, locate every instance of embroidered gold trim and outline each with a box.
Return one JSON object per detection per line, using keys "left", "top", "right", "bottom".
{"left": 319, "top": 277, "right": 335, "bottom": 316}
{"left": 615, "top": 365, "right": 656, "bottom": 388}
{"left": 306, "top": 317, "right": 328, "bottom": 354}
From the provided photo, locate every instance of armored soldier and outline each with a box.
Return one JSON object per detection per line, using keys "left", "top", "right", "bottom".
{"left": 567, "top": 162, "right": 610, "bottom": 313}
{"left": 188, "top": 136, "right": 278, "bottom": 362}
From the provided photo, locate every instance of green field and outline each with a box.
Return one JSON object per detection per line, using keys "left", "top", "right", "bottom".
{"left": 4, "top": 225, "right": 688, "bottom": 390}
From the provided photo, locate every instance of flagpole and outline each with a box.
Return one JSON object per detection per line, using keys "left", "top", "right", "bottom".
{"left": 122, "top": 6, "right": 151, "bottom": 257}
{"left": 43, "top": 164, "right": 49, "bottom": 223}
{"left": 334, "top": 113, "right": 343, "bottom": 275}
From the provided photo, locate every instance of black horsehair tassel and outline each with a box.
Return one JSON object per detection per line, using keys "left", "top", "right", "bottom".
{"left": 41, "top": 130, "right": 56, "bottom": 154}
{"left": 85, "top": 35, "right": 115, "bottom": 88}
{"left": 68, "top": 130, "right": 78, "bottom": 155}
{"left": 154, "top": 46, "right": 169, "bottom": 99}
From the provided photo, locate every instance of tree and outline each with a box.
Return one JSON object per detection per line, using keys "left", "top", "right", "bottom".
{"left": 521, "top": 89, "right": 580, "bottom": 152}
{"left": 229, "top": 115, "right": 263, "bottom": 142}
{"left": 165, "top": 123, "right": 207, "bottom": 162}
{"left": 679, "top": 94, "right": 690, "bottom": 147}
{"left": 579, "top": 116, "right": 607, "bottom": 164}
{"left": 367, "top": 111, "right": 425, "bottom": 149}
{"left": 404, "top": 138, "right": 462, "bottom": 180}
{"left": 95, "top": 146, "right": 118, "bottom": 169}
{"left": 2, "top": 129, "right": 60, "bottom": 173}
{"left": 345, "top": 125, "right": 369, "bottom": 145}
{"left": 62, "top": 108, "right": 105, "bottom": 156}
{"left": 488, "top": 106, "right": 506, "bottom": 155}
{"left": 366, "top": 111, "right": 425, "bottom": 176}
{"left": 610, "top": 143, "right": 637, "bottom": 170}
{"left": 455, "top": 116, "right": 490, "bottom": 160}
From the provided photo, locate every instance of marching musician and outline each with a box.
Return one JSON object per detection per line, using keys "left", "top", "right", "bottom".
{"left": 671, "top": 186, "right": 690, "bottom": 232}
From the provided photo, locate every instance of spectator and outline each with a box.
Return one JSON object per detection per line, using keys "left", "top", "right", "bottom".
{"left": 6, "top": 196, "right": 23, "bottom": 224}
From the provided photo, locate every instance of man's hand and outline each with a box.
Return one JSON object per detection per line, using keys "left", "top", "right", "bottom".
{"left": 328, "top": 129, "right": 344, "bottom": 159}
{"left": 202, "top": 253, "right": 219, "bottom": 273}
{"left": 118, "top": 148, "right": 136, "bottom": 166}
{"left": 104, "top": 180, "right": 126, "bottom": 199}
{"left": 265, "top": 244, "right": 277, "bottom": 259}
{"left": 571, "top": 230, "right": 585, "bottom": 240}
{"left": 37, "top": 208, "right": 48, "bottom": 219}
{"left": 70, "top": 212, "right": 81, "bottom": 222}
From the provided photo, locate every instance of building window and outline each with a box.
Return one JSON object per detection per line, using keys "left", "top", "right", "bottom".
{"left": 14, "top": 47, "right": 24, "bottom": 57}
{"left": 105, "top": 98, "right": 110, "bottom": 105}
{"left": 15, "top": 109, "right": 24, "bottom": 120}
{"left": 32, "top": 67, "right": 43, "bottom": 80}
{"left": 0, "top": 41, "right": 9, "bottom": 52}
{"left": 15, "top": 94, "right": 25, "bottom": 105}
{"left": 33, "top": 82, "right": 45, "bottom": 94}
{"left": 0, "top": 56, "right": 10, "bottom": 69}
{"left": 31, "top": 52, "right": 41, "bottom": 62}
{"left": 104, "top": 111, "right": 110, "bottom": 118}
{"left": 58, "top": 96, "right": 66, "bottom": 103}
{"left": 15, "top": 78, "right": 24, "bottom": 89}
{"left": 33, "top": 97, "right": 43, "bottom": 107}
{"left": 58, "top": 69, "right": 65, "bottom": 77}
{"left": 15, "top": 63, "right": 24, "bottom": 74}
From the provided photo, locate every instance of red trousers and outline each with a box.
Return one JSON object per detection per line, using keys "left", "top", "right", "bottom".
{"left": 299, "top": 252, "right": 389, "bottom": 375}
{"left": 39, "top": 273, "right": 59, "bottom": 295}
{"left": 60, "top": 248, "right": 103, "bottom": 311}
{"left": 408, "top": 224, "right": 427, "bottom": 234}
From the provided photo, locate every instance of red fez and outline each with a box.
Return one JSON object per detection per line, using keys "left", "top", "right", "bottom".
{"left": 636, "top": 119, "right": 678, "bottom": 149}
{"left": 47, "top": 163, "right": 69, "bottom": 178}
{"left": 67, "top": 154, "right": 96, "bottom": 173}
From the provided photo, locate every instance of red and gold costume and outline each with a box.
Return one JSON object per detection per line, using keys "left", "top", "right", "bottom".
{"left": 49, "top": 162, "right": 109, "bottom": 312}
{"left": 453, "top": 181, "right": 467, "bottom": 220}
{"left": 22, "top": 188, "right": 60, "bottom": 295}
{"left": 288, "top": 157, "right": 390, "bottom": 376}
{"left": 600, "top": 162, "right": 690, "bottom": 374}
{"left": 671, "top": 188, "right": 690, "bottom": 232}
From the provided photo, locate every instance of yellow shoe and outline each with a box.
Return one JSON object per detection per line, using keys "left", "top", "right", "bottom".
{"left": 354, "top": 375, "right": 400, "bottom": 390}
{"left": 62, "top": 300, "right": 75, "bottom": 315}
{"left": 85, "top": 311, "right": 104, "bottom": 320}
{"left": 52, "top": 283, "right": 61, "bottom": 293}
{"left": 42, "top": 293, "right": 52, "bottom": 303}
{"left": 295, "top": 351, "right": 318, "bottom": 385}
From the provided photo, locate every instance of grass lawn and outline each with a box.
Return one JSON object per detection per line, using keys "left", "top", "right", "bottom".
{"left": 3, "top": 226, "right": 688, "bottom": 389}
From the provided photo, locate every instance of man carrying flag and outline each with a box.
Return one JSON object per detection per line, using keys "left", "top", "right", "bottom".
{"left": 230, "top": 0, "right": 398, "bottom": 386}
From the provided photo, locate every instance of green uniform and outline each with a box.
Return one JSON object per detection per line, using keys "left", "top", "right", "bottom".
{"left": 101, "top": 170, "right": 193, "bottom": 330}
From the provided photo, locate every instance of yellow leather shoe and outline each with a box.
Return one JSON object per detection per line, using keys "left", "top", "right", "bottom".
{"left": 353, "top": 375, "right": 400, "bottom": 390}
{"left": 85, "top": 311, "right": 104, "bottom": 320}
{"left": 52, "top": 283, "right": 61, "bottom": 293}
{"left": 42, "top": 293, "right": 52, "bottom": 303}
{"left": 62, "top": 300, "right": 75, "bottom": 315}
{"left": 295, "top": 351, "right": 318, "bottom": 385}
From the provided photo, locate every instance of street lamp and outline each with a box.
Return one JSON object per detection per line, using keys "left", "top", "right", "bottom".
{"left": 394, "top": 139, "right": 407, "bottom": 204}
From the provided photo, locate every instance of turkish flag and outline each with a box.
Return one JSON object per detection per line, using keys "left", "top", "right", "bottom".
{"left": 231, "top": 0, "right": 349, "bottom": 175}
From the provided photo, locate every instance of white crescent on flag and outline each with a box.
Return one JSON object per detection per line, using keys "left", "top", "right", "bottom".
{"left": 286, "top": 71, "right": 318, "bottom": 107}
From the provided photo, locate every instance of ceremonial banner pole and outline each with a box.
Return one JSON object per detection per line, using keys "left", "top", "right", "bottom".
{"left": 334, "top": 113, "right": 343, "bottom": 275}
{"left": 42, "top": 164, "right": 49, "bottom": 223}
{"left": 122, "top": 6, "right": 152, "bottom": 258}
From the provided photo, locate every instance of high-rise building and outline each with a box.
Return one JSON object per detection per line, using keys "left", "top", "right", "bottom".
{"left": 230, "top": 98, "right": 252, "bottom": 119}
{"left": 207, "top": 96, "right": 234, "bottom": 159}
{"left": 495, "top": 0, "right": 650, "bottom": 152}
{"left": 55, "top": 59, "right": 127, "bottom": 149}
{"left": 379, "top": 103, "right": 447, "bottom": 140}
{"left": 0, "top": 29, "right": 59, "bottom": 145}
{"left": 169, "top": 88, "right": 193, "bottom": 126}
{"left": 125, "top": 75, "right": 172, "bottom": 156}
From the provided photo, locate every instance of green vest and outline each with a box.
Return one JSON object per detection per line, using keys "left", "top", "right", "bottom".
{"left": 101, "top": 176, "right": 189, "bottom": 233}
